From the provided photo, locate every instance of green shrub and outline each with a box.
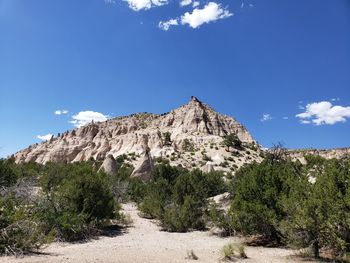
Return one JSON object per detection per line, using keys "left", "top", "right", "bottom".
{"left": 0, "top": 159, "right": 18, "bottom": 187}
{"left": 162, "top": 196, "right": 205, "bottom": 232}
{"left": 207, "top": 202, "right": 234, "bottom": 236}
{"left": 37, "top": 162, "right": 119, "bottom": 241}
{"left": 229, "top": 158, "right": 303, "bottom": 243}
{"left": 135, "top": 165, "right": 226, "bottom": 232}
{"left": 182, "top": 139, "right": 194, "bottom": 152}
{"left": 280, "top": 158, "right": 350, "bottom": 257}
{"left": 223, "top": 134, "right": 242, "bottom": 151}
{"left": 163, "top": 132, "right": 172, "bottom": 146}
{"left": 0, "top": 195, "right": 51, "bottom": 255}
{"left": 202, "top": 154, "right": 212, "bottom": 162}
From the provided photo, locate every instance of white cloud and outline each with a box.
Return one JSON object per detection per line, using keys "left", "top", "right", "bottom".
{"left": 282, "top": 116, "right": 289, "bottom": 120}
{"left": 159, "top": 19, "right": 179, "bottom": 31}
{"left": 181, "top": 2, "right": 232, "bottom": 29}
{"left": 70, "top": 111, "right": 109, "bottom": 128}
{"left": 192, "top": 1, "right": 199, "bottom": 7}
{"left": 124, "top": 0, "right": 168, "bottom": 11}
{"left": 54, "top": 110, "right": 69, "bottom": 115}
{"left": 296, "top": 101, "right": 350, "bottom": 125}
{"left": 37, "top": 134, "right": 53, "bottom": 141}
{"left": 260, "top": 114, "right": 272, "bottom": 122}
{"left": 180, "top": 0, "right": 192, "bottom": 6}
{"left": 331, "top": 97, "right": 340, "bottom": 102}
{"left": 104, "top": 0, "right": 116, "bottom": 4}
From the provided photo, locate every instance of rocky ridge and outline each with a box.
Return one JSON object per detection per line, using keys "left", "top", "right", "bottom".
{"left": 287, "top": 147, "right": 350, "bottom": 163}
{"left": 13, "top": 96, "right": 261, "bottom": 172}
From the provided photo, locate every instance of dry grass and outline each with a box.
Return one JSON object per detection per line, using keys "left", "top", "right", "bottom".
{"left": 185, "top": 250, "right": 199, "bottom": 260}
{"left": 221, "top": 243, "right": 247, "bottom": 261}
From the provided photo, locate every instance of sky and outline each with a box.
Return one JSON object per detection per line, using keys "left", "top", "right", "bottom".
{"left": 0, "top": 0, "right": 350, "bottom": 158}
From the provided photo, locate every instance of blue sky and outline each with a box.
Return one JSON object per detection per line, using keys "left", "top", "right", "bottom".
{"left": 0, "top": 0, "right": 350, "bottom": 158}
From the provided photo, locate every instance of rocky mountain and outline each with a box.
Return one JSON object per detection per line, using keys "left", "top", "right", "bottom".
{"left": 287, "top": 147, "right": 350, "bottom": 163}
{"left": 13, "top": 96, "right": 262, "bottom": 173}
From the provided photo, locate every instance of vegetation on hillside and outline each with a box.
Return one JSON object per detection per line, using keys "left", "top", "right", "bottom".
{"left": 130, "top": 163, "right": 227, "bottom": 232}
{"left": 0, "top": 159, "right": 121, "bottom": 255}
{"left": 228, "top": 148, "right": 350, "bottom": 259}
{"left": 1, "top": 148, "right": 350, "bottom": 260}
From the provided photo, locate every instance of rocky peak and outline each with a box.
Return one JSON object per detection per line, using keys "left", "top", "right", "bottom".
{"left": 13, "top": 97, "right": 259, "bottom": 172}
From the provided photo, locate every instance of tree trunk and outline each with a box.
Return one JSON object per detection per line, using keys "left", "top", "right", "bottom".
{"left": 312, "top": 240, "right": 319, "bottom": 258}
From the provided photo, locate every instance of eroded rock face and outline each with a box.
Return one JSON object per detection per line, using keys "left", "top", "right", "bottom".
{"left": 130, "top": 149, "right": 154, "bottom": 181}
{"left": 13, "top": 96, "right": 261, "bottom": 171}
{"left": 98, "top": 154, "right": 117, "bottom": 176}
{"left": 202, "top": 162, "right": 215, "bottom": 173}
{"left": 287, "top": 148, "right": 350, "bottom": 163}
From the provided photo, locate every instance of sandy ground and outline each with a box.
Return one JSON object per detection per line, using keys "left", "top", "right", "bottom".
{"left": 2, "top": 203, "right": 315, "bottom": 263}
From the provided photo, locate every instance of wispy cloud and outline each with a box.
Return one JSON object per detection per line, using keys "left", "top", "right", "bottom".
{"left": 54, "top": 110, "right": 69, "bottom": 115}
{"left": 159, "top": 19, "right": 179, "bottom": 31}
{"left": 123, "top": 0, "right": 168, "bottom": 11}
{"left": 104, "top": 0, "right": 116, "bottom": 4}
{"left": 180, "top": 0, "right": 192, "bottom": 7}
{"left": 282, "top": 116, "right": 289, "bottom": 120}
{"left": 260, "top": 113, "right": 272, "bottom": 122}
{"left": 192, "top": 1, "right": 199, "bottom": 7}
{"left": 296, "top": 101, "right": 350, "bottom": 125}
{"left": 37, "top": 134, "right": 53, "bottom": 141}
{"left": 70, "top": 111, "right": 109, "bottom": 128}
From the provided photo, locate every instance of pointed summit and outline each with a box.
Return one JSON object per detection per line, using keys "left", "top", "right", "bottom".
{"left": 190, "top": 96, "right": 201, "bottom": 103}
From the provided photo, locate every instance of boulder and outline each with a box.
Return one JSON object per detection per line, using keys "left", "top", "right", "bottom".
{"left": 202, "top": 161, "right": 215, "bottom": 173}
{"left": 98, "top": 154, "right": 117, "bottom": 176}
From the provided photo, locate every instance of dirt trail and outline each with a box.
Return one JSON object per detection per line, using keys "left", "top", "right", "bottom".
{"left": 2, "top": 203, "right": 314, "bottom": 263}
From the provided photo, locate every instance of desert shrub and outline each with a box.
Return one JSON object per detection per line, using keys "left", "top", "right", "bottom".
{"left": 182, "top": 139, "right": 194, "bottom": 152}
{"left": 128, "top": 178, "right": 147, "bottom": 202}
{"left": 229, "top": 148, "right": 350, "bottom": 258}
{"left": 207, "top": 202, "right": 235, "bottom": 236}
{"left": 280, "top": 157, "right": 350, "bottom": 257}
{"left": 204, "top": 171, "right": 227, "bottom": 197}
{"left": 0, "top": 195, "right": 50, "bottom": 255}
{"left": 186, "top": 250, "right": 199, "bottom": 260}
{"left": 0, "top": 159, "right": 18, "bottom": 187}
{"left": 162, "top": 195, "right": 205, "bottom": 232}
{"left": 163, "top": 132, "right": 172, "bottom": 146}
{"left": 139, "top": 178, "right": 170, "bottom": 219}
{"left": 229, "top": 157, "right": 303, "bottom": 243}
{"left": 202, "top": 154, "right": 212, "bottom": 162}
{"left": 220, "top": 161, "right": 229, "bottom": 168}
{"left": 16, "top": 161, "right": 42, "bottom": 179}
{"left": 108, "top": 163, "right": 134, "bottom": 202}
{"left": 223, "top": 134, "right": 242, "bottom": 151}
{"left": 135, "top": 164, "right": 226, "bottom": 232}
{"left": 37, "top": 162, "right": 119, "bottom": 241}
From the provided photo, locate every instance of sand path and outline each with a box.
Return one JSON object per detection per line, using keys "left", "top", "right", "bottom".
{"left": 2, "top": 203, "right": 314, "bottom": 263}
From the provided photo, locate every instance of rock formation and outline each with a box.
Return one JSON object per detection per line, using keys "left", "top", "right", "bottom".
{"left": 202, "top": 162, "right": 215, "bottom": 173}
{"left": 98, "top": 154, "right": 117, "bottom": 176}
{"left": 13, "top": 96, "right": 261, "bottom": 172}
{"left": 287, "top": 148, "right": 350, "bottom": 163}
{"left": 130, "top": 149, "right": 154, "bottom": 181}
